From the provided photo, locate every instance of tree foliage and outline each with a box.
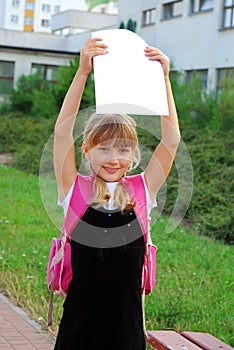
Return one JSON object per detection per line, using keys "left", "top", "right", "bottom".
{"left": 10, "top": 70, "right": 58, "bottom": 117}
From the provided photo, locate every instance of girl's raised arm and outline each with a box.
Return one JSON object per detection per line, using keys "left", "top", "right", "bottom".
{"left": 144, "top": 47, "right": 181, "bottom": 202}
{"left": 53, "top": 38, "right": 108, "bottom": 200}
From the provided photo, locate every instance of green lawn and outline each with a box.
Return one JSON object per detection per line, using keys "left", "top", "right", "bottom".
{"left": 0, "top": 165, "right": 233, "bottom": 346}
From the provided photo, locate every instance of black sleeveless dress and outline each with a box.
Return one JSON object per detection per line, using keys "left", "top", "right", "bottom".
{"left": 54, "top": 206, "right": 146, "bottom": 350}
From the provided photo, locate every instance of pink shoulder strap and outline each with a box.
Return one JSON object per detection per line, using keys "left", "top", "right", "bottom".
{"left": 62, "top": 173, "right": 95, "bottom": 238}
{"left": 63, "top": 173, "right": 148, "bottom": 243}
{"left": 120, "top": 174, "right": 148, "bottom": 243}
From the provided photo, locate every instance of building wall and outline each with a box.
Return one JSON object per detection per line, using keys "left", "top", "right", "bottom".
{"left": 0, "top": 0, "right": 25, "bottom": 31}
{"left": 0, "top": 29, "right": 76, "bottom": 98}
{"left": 118, "top": 0, "right": 234, "bottom": 90}
{"left": 0, "top": 0, "right": 88, "bottom": 33}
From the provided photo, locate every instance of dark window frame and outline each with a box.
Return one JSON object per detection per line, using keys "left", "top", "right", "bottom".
{"left": 0, "top": 61, "right": 14, "bottom": 95}
{"left": 222, "top": 0, "right": 234, "bottom": 29}
{"left": 190, "top": 0, "right": 214, "bottom": 14}
{"left": 186, "top": 69, "right": 208, "bottom": 89}
{"left": 162, "top": 0, "right": 183, "bottom": 20}
{"left": 217, "top": 67, "right": 234, "bottom": 91}
{"left": 31, "top": 63, "right": 58, "bottom": 83}
{"left": 142, "top": 8, "right": 156, "bottom": 27}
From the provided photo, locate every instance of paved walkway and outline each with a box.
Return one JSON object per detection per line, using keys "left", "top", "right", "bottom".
{"left": 0, "top": 293, "right": 54, "bottom": 350}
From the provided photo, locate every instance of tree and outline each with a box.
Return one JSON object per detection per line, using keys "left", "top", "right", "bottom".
{"left": 9, "top": 70, "right": 58, "bottom": 117}
{"left": 53, "top": 57, "right": 95, "bottom": 110}
{"left": 119, "top": 18, "right": 137, "bottom": 32}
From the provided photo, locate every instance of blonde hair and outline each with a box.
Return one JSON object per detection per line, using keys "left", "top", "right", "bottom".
{"left": 83, "top": 113, "right": 141, "bottom": 212}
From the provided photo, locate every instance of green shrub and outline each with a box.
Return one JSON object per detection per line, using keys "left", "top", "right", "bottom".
{"left": 9, "top": 70, "right": 58, "bottom": 117}
{"left": 0, "top": 114, "right": 55, "bottom": 174}
{"left": 53, "top": 57, "right": 95, "bottom": 110}
{"left": 171, "top": 73, "right": 233, "bottom": 134}
{"left": 164, "top": 128, "right": 234, "bottom": 244}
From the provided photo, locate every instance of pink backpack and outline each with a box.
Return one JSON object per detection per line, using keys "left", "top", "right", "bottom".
{"left": 47, "top": 173, "right": 157, "bottom": 326}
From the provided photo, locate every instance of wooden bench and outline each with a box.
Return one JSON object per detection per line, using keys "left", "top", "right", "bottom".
{"left": 146, "top": 330, "right": 233, "bottom": 350}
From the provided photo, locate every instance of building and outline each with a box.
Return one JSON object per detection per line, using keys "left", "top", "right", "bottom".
{"left": 118, "top": 0, "right": 234, "bottom": 90}
{"left": 0, "top": 0, "right": 87, "bottom": 33}
{"left": 0, "top": 9, "right": 118, "bottom": 100}
{"left": 1, "top": 0, "right": 233, "bottom": 102}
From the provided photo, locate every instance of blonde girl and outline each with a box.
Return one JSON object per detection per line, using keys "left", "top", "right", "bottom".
{"left": 53, "top": 38, "right": 180, "bottom": 350}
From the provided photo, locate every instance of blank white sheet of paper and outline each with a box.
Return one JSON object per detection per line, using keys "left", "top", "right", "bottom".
{"left": 91, "top": 29, "right": 169, "bottom": 116}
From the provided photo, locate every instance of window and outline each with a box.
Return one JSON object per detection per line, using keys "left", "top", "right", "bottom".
{"left": 54, "top": 5, "right": 60, "bottom": 13}
{"left": 142, "top": 8, "right": 156, "bottom": 26}
{"left": 217, "top": 67, "right": 234, "bottom": 90}
{"left": 222, "top": 0, "right": 234, "bottom": 28}
{"left": 186, "top": 69, "right": 208, "bottom": 88}
{"left": 163, "top": 1, "right": 183, "bottom": 20}
{"left": 24, "top": 16, "right": 33, "bottom": 25}
{"left": 12, "top": 0, "right": 20, "bottom": 8}
{"left": 0, "top": 61, "right": 14, "bottom": 95}
{"left": 41, "top": 19, "right": 50, "bottom": 27}
{"left": 190, "top": 0, "right": 214, "bottom": 13}
{"left": 199, "top": 0, "right": 214, "bottom": 11}
{"left": 25, "top": 1, "right": 35, "bottom": 10}
{"left": 11, "top": 15, "right": 18, "bottom": 23}
{"left": 31, "top": 64, "right": 58, "bottom": 83}
{"left": 42, "top": 4, "right": 51, "bottom": 12}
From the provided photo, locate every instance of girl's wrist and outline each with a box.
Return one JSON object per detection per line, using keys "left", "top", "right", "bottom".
{"left": 164, "top": 75, "right": 171, "bottom": 84}
{"left": 75, "top": 68, "right": 89, "bottom": 81}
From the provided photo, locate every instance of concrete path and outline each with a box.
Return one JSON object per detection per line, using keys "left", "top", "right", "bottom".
{"left": 0, "top": 293, "right": 54, "bottom": 350}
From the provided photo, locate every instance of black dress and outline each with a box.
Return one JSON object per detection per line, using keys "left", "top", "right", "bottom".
{"left": 54, "top": 206, "right": 146, "bottom": 350}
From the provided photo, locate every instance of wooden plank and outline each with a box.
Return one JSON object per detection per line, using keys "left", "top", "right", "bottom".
{"left": 146, "top": 330, "right": 203, "bottom": 350}
{"left": 181, "top": 332, "right": 234, "bottom": 350}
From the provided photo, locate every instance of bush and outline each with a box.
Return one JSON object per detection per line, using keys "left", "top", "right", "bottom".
{"left": 171, "top": 73, "right": 233, "bottom": 134}
{"left": 163, "top": 127, "right": 234, "bottom": 244}
{"left": 0, "top": 113, "right": 55, "bottom": 174}
{"left": 53, "top": 57, "right": 95, "bottom": 110}
{"left": 9, "top": 70, "right": 58, "bottom": 117}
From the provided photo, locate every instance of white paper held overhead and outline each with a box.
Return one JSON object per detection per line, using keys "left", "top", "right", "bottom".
{"left": 91, "top": 29, "right": 169, "bottom": 116}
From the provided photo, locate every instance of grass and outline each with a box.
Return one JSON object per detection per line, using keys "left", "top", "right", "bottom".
{"left": 0, "top": 165, "right": 233, "bottom": 347}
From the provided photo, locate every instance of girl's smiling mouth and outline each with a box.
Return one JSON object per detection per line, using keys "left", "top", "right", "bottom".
{"left": 102, "top": 167, "right": 120, "bottom": 174}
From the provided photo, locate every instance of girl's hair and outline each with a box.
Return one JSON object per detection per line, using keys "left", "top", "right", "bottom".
{"left": 83, "top": 113, "right": 141, "bottom": 212}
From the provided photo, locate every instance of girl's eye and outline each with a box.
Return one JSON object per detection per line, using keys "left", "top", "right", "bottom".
{"left": 99, "top": 147, "right": 108, "bottom": 152}
{"left": 119, "top": 148, "right": 130, "bottom": 153}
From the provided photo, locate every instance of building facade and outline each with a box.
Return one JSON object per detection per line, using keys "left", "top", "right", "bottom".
{"left": 1, "top": 0, "right": 233, "bottom": 101}
{"left": 118, "top": 0, "right": 234, "bottom": 90}
{"left": 0, "top": 9, "right": 117, "bottom": 99}
{"left": 0, "top": 0, "right": 87, "bottom": 33}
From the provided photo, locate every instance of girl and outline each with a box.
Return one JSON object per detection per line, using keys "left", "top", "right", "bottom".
{"left": 53, "top": 37, "right": 180, "bottom": 350}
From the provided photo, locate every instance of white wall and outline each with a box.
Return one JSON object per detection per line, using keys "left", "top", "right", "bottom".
{"left": 0, "top": 47, "right": 75, "bottom": 89}
{"left": 51, "top": 10, "right": 118, "bottom": 34}
{"left": 34, "top": 0, "right": 88, "bottom": 33}
{"left": 0, "top": 0, "right": 88, "bottom": 33}
{"left": 118, "top": 0, "right": 234, "bottom": 90}
{"left": 1, "top": 0, "right": 25, "bottom": 31}
{"left": 0, "top": 29, "right": 76, "bottom": 90}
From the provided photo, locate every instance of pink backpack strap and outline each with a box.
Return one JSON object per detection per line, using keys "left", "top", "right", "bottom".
{"left": 120, "top": 174, "right": 148, "bottom": 243}
{"left": 62, "top": 173, "right": 148, "bottom": 243}
{"left": 62, "top": 173, "right": 95, "bottom": 239}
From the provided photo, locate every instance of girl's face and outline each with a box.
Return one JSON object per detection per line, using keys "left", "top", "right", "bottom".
{"left": 83, "top": 139, "right": 135, "bottom": 182}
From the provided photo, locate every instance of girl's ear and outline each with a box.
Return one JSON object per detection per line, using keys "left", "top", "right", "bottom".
{"left": 82, "top": 142, "right": 90, "bottom": 158}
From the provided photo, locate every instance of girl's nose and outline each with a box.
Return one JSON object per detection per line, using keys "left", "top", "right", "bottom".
{"left": 108, "top": 157, "right": 119, "bottom": 165}
{"left": 107, "top": 150, "right": 119, "bottom": 164}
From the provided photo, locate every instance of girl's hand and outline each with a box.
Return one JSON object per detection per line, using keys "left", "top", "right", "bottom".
{"left": 79, "top": 37, "right": 108, "bottom": 76}
{"left": 144, "top": 46, "right": 170, "bottom": 78}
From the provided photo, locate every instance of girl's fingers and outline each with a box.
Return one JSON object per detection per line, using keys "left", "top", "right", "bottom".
{"left": 144, "top": 46, "right": 170, "bottom": 76}
{"left": 88, "top": 37, "right": 108, "bottom": 49}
